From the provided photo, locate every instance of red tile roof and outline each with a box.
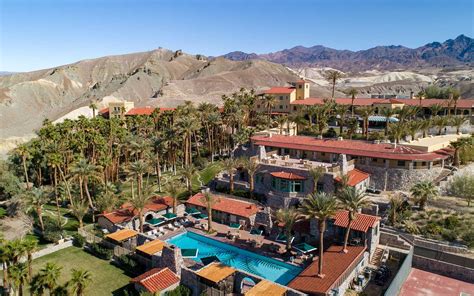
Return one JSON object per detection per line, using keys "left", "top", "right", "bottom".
{"left": 264, "top": 87, "right": 295, "bottom": 94}
{"left": 270, "top": 171, "right": 306, "bottom": 180}
{"left": 333, "top": 210, "right": 380, "bottom": 232}
{"left": 125, "top": 107, "right": 156, "bottom": 116}
{"left": 288, "top": 245, "right": 366, "bottom": 295}
{"left": 131, "top": 268, "right": 179, "bottom": 293}
{"left": 251, "top": 134, "right": 449, "bottom": 161}
{"left": 186, "top": 193, "right": 259, "bottom": 218}
{"left": 334, "top": 169, "right": 370, "bottom": 187}
{"left": 291, "top": 97, "right": 474, "bottom": 108}
{"left": 99, "top": 196, "right": 174, "bottom": 224}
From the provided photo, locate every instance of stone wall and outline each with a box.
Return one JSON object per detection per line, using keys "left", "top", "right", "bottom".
{"left": 413, "top": 255, "right": 474, "bottom": 283}
{"left": 356, "top": 164, "right": 443, "bottom": 191}
{"left": 31, "top": 240, "right": 73, "bottom": 260}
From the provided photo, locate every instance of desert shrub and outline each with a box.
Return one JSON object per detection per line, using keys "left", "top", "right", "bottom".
{"left": 323, "top": 128, "right": 337, "bottom": 138}
{"left": 425, "top": 222, "right": 443, "bottom": 235}
{"left": 444, "top": 215, "right": 460, "bottom": 230}
{"left": 165, "top": 285, "right": 191, "bottom": 296}
{"left": 368, "top": 131, "right": 384, "bottom": 141}
{"left": 441, "top": 230, "right": 458, "bottom": 242}
{"left": 117, "top": 254, "right": 138, "bottom": 271}
{"left": 72, "top": 233, "right": 85, "bottom": 247}
{"left": 88, "top": 242, "right": 113, "bottom": 260}
{"left": 193, "top": 156, "right": 208, "bottom": 170}
{"left": 0, "top": 207, "right": 6, "bottom": 219}
{"left": 43, "top": 230, "right": 64, "bottom": 243}
{"left": 462, "top": 231, "right": 474, "bottom": 248}
{"left": 404, "top": 221, "right": 420, "bottom": 235}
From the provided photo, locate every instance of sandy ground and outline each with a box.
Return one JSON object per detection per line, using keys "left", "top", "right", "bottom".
{"left": 0, "top": 213, "right": 32, "bottom": 240}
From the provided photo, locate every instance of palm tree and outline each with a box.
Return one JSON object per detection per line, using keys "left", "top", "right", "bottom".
{"left": 14, "top": 144, "right": 31, "bottom": 190}
{"left": 419, "top": 118, "right": 432, "bottom": 138}
{"left": 381, "top": 108, "right": 396, "bottom": 136}
{"left": 242, "top": 158, "right": 259, "bottom": 198}
{"left": 127, "top": 160, "right": 149, "bottom": 199}
{"left": 8, "top": 262, "right": 28, "bottom": 296}
{"left": 410, "top": 181, "right": 438, "bottom": 210}
{"left": 300, "top": 193, "right": 338, "bottom": 277}
{"left": 451, "top": 137, "right": 473, "bottom": 167}
{"left": 430, "top": 104, "right": 443, "bottom": 118}
{"left": 70, "top": 159, "right": 102, "bottom": 210}
{"left": 22, "top": 238, "right": 37, "bottom": 280}
{"left": 416, "top": 90, "right": 425, "bottom": 106}
{"left": 199, "top": 191, "right": 220, "bottom": 233}
{"left": 128, "top": 183, "right": 157, "bottom": 232}
{"left": 389, "top": 122, "right": 406, "bottom": 143}
{"left": 388, "top": 194, "right": 404, "bottom": 226}
{"left": 309, "top": 167, "right": 325, "bottom": 192}
{"left": 324, "top": 70, "right": 344, "bottom": 98}
{"left": 165, "top": 180, "right": 183, "bottom": 214}
{"left": 70, "top": 198, "right": 89, "bottom": 229}
{"left": 276, "top": 114, "right": 288, "bottom": 134}
{"left": 334, "top": 104, "right": 348, "bottom": 134}
{"left": 337, "top": 188, "right": 370, "bottom": 253}
{"left": 275, "top": 208, "right": 302, "bottom": 253}
{"left": 183, "top": 165, "right": 196, "bottom": 197}
{"left": 222, "top": 158, "right": 239, "bottom": 193}
{"left": 38, "top": 262, "right": 62, "bottom": 294}
{"left": 89, "top": 100, "right": 98, "bottom": 119}
{"left": 25, "top": 187, "right": 50, "bottom": 232}
{"left": 346, "top": 88, "right": 358, "bottom": 117}
{"left": 356, "top": 106, "right": 374, "bottom": 140}
{"left": 434, "top": 116, "right": 449, "bottom": 135}
{"left": 451, "top": 116, "right": 467, "bottom": 134}
{"left": 0, "top": 241, "right": 12, "bottom": 290}
{"left": 68, "top": 268, "right": 92, "bottom": 296}
{"left": 261, "top": 95, "right": 277, "bottom": 124}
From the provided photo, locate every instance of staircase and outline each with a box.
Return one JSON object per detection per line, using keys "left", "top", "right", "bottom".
{"left": 370, "top": 247, "right": 386, "bottom": 267}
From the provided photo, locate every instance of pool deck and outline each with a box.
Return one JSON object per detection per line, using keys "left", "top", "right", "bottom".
{"left": 184, "top": 218, "right": 308, "bottom": 268}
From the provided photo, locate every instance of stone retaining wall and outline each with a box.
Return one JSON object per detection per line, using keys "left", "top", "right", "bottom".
{"left": 356, "top": 165, "right": 443, "bottom": 191}
{"left": 32, "top": 240, "right": 73, "bottom": 260}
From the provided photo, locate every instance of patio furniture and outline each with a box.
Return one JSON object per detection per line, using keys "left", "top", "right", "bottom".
{"left": 201, "top": 255, "right": 220, "bottom": 265}
{"left": 275, "top": 232, "right": 294, "bottom": 244}
{"left": 249, "top": 228, "right": 263, "bottom": 236}
{"left": 293, "top": 243, "right": 317, "bottom": 254}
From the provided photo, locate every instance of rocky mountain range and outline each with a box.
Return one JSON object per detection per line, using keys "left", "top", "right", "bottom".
{"left": 222, "top": 35, "right": 473, "bottom": 71}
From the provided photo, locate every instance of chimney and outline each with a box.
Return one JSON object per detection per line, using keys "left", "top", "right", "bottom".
{"left": 338, "top": 154, "right": 349, "bottom": 175}
{"left": 410, "top": 91, "right": 414, "bottom": 99}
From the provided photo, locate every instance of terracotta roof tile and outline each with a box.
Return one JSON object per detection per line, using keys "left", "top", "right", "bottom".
{"left": 290, "top": 97, "right": 474, "bottom": 108}
{"left": 334, "top": 169, "right": 370, "bottom": 187}
{"left": 271, "top": 171, "right": 306, "bottom": 180}
{"left": 125, "top": 107, "right": 156, "bottom": 116}
{"left": 263, "top": 87, "right": 295, "bottom": 94}
{"left": 186, "top": 193, "right": 259, "bottom": 218}
{"left": 131, "top": 268, "right": 179, "bottom": 293}
{"left": 251, "top": 134, "right": 448, "bottom": 161}
{"left": 333, "top": 210, "right": 380, "bottom": 232}
{"left": 288, "top": 245, "right": 366, "bottom": 295}
{"left": 106, "top": 229, "right": 138, "bottom": 242}
{"left": 99, "top": 196, "right": 174, "bottom": 225}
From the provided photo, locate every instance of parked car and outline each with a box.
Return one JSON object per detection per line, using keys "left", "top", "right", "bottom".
{"left": 366, "top": 187, "right": 381, "bottom": 194}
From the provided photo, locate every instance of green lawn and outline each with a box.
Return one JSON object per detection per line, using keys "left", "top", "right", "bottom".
{"left": 32, "top": 247, "right": 131, "bottom": 295}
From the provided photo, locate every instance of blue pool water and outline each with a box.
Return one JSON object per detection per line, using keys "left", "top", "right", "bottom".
{"left": 167, "top": 231, "right": 302, "bottom": 285}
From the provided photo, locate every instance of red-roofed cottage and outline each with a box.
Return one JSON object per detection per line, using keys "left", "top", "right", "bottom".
{"left": 131, "top": 268, "right": 180, "bottom": 294}
{"left": 186, "top": 193, "right": 260, "bottom": 229}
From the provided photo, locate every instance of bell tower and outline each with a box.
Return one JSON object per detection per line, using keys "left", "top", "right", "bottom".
{"left": 294, "top": 79, "right": 310, "bottom": 100}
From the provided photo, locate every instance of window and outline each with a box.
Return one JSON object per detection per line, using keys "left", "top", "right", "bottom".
{"left": 321, "top": 152, "right": 326, "bottom": 156}
{"left": 421, "top": 161, "right": 426, "bottom": 166}
{"left": 279, "top": 105, "right": 283, "bottom": 109}
{"left": 372, "top": 158, "right": 378, "bottom": 162}
{"left": 397, "top": 160, "right": 405, "bottom": 167}
{"left": 293, "top": 106, "right": 297, "bottom": 111}
{"left": 306, "top": 85, "right": 308, "bottom": 88}
{"left": 316, "top": 182, "right": 324, "bottom": 192}
{"left": 280, "top": 96, "right": 283, "bottom": 100}
{"left": 299, "top": 85, "right": 302, "bottom": 89}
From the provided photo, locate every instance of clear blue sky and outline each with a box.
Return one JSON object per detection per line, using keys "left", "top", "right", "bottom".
{"left": 1, "top": 0, "right": 472, "bottom": 72}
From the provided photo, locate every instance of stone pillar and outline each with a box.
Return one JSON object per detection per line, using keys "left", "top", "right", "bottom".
{"left": 258, "top": 145, "right": 266, "bottom": 161}
{"left": 408, "top": 161, "right": 414, "bottom": 170}
{"left": 338, "top": 154, "right": 349, "bottom": 175}
{"left": 428, "top": 161, "right": 433, "bottom": 169}
{"left": 160, "top": 245, "right": 183, "bottom": 277}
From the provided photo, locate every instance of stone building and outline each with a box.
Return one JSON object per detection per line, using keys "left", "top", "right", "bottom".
{"left": 251, "top": 134, "right": 453, "bottom": 190}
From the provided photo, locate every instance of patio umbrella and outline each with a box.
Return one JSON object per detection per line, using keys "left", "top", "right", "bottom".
{"left": 148, "top": 218, "right": 165, "bottom": 226}
{"left": 275, "top": 232, "right": 294, "bottom": 244}
{"left": 229, "top": 223, "right": 242, "bottom": 230}
{"left": 162, "top": 212, "right": 178, "bottom": 220}
{"left": 250, "top": 228, "right": 263, "bottom": 236}
{"left": 293, "top": 243, "right": 317, "bottom": 254}
{"left": 181, "top": 248, "right": 199, "bottom": 258}
{"left": 185, "top": 208, "right": 200, "bottom": 215}
{"left": 194, "top": 213, "right": 208, "bottom": 220}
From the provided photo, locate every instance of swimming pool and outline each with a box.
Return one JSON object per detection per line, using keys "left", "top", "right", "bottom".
{"left": 167, "top": 231, "right": 302, "bottom": 285}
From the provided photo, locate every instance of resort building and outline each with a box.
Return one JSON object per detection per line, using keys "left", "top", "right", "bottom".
{"left": 130, "top": 267, "right": 180, "bottom": 295}
{"left": 250, "top": 134, "right": 453, "bottom": 190}
{"left": 99, "top": 101, "right": 175, "bottom": 119}
{"left": 105, "top": 228, "right": 138, "bottom": 248}
{"left": 255, "top": 80, "right": 311, "bottom": 114}
{"left": 288, "top": 245, "right": 369, "bottom": 296}
{"left": 97, "top": 196, "right": 184, "bottom": 232}
{"left": 216, "top": 149, "right": 370, "bottom": 208}
{"left": 185, "top": 192, "right": 260, "bottom": 229}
